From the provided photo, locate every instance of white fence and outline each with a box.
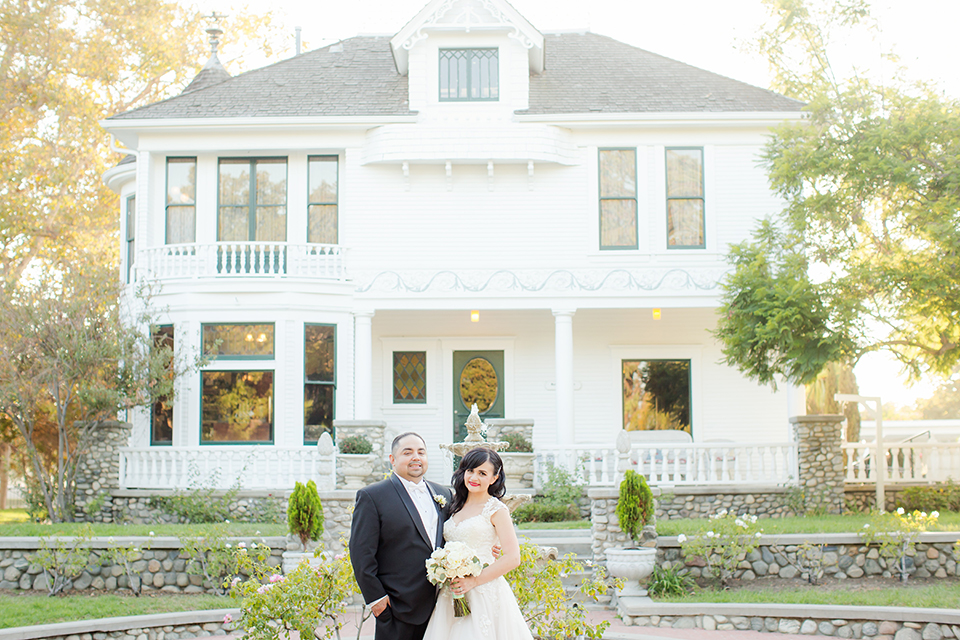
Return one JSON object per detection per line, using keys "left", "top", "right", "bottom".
{"left": 842, "top": 441, "right": 960, "bottom": 484}
{"left": 535, "top": 442, "right": 798, "bottom": 488}
{"left": 136, "top": 242, "right": 347, "bottom": 281}
{"left": 119, "top": 447, "right": 336, "bottom": 492}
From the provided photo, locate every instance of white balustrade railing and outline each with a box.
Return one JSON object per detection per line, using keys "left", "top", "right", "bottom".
{"left": 842, "top": 441, "right": 960, "bottom": 484}
{"left": 136, "top": 243, "right": 346, "bottom": 280}
{"left": 535, "top": 442, "right": 798, "bottom": 488}
{"left": 119, "top": 446, "right": 336, "bottom": 492}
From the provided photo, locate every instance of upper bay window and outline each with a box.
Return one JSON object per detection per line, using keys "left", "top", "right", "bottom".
{"left": 598, "top": 149, "right": 638, "bottom": 250}
{"left": 166, "top": 158, "right": 196, "bottom": 244}
{"left": 439, "top": 48, "right": 498, "bottom": 101}
{"left": 218, "top": 158, "right": 287, "bottom": 242}
{"left": 666, "top": 148, "right": 705, "bottom": 248}
{"left": 308, "top": 156, "right": 338, "bottom": 244}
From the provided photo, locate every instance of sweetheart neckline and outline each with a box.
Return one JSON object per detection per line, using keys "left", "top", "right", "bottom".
{"left": 447, "top": 496, "right": 497, "bottom": 527}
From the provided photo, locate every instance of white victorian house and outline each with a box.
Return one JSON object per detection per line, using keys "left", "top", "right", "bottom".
{"left": 101, "top": 0, "right": 806, "bottom": 490}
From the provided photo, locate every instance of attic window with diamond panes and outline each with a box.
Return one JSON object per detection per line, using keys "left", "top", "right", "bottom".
{"left": 439, "top": 49, "right": 498, "bottom": 101}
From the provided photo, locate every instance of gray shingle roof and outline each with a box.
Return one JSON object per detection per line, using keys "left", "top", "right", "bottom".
{"left": 181, "top": 53, "right": 232, "bottom": 95}
{"left": 107, "top": 32, "right": 800, "bottom": 121}
{"left": 522, "top": 33, "right": 802, "bottom": 114}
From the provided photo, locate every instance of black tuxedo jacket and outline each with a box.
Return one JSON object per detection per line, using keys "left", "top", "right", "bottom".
{"left": 350, "top": 473, "right": 452, "bottom": 625}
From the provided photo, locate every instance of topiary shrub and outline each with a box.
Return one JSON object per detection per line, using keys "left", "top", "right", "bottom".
{"left": 501, "top": 433, "right": 533, "bottom": 453}
{"left": 615, "top": 469, "right": 654, "bottom": 546}
{"left": 288, "top": 480, "right": 324, "bottom": 550}
{"left": 337, "top": 434, "right": 373, "bottom": 455}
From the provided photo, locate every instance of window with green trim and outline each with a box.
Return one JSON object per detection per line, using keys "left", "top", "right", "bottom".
{"left": 304, "top": 324, "right": 335, "bottom": 444}
{"left": 439, "top": 49, "right": 498, "bottom": 101}
{"left": 125, "top": 195, "right": 136, "bottom": 283}
{"left": 393, "top": 351, "right": 426, "bottom": 404}
{"left": 201, "top": 371, "right": 274, "bottom": 444}
{"left": 599, "top": 149, "right": 638, "bottom": 249}
{"left": 622, "top": 359, "right": 691, "bottom": 434}
{"left": 166, "top": 158, "right": 196, "bottom": 244}
{"left": 666, "top": 148, "right": 705, "bottom": 248}
{"left": 202, "top": 323, "right": 274, "bottom": 359}
{"left": 308, "top": 156, "right": 338, "bottom": 244}
{"left": 151, "top": 325, "right": 174, "bottom": 445}
{"left": 218, "top": 158, "right": 287, "bottom": 242}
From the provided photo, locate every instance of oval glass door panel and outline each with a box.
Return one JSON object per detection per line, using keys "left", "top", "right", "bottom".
{"left": 458, "top": 357, "right": 498, "bottom": 412}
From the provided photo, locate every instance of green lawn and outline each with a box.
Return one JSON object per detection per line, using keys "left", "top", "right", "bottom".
{"left": 0, "top": 522, "right": 287, "bottom": 537}
{"left": 0, "top": 594, "right": 231, "bottom": 629}
{"left": 659, "top": 581, "right": 960, "bottom": 609}
{"left": 517, "top": 520, "right": 591, "bottom": 530}
{"left": 0, "top": 510, "right": 28, "bottom": 524}
{"left": 656, "top": 512, "right": 960, "bottom": 536}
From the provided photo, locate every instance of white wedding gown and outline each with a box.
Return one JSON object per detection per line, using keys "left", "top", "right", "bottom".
{"left": 422, "top": 497, "right": 534, "bottom": 640}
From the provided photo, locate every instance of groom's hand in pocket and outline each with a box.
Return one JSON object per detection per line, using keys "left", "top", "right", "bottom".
{"left": 371, "top": 596, "right": 390, "bottom": 617}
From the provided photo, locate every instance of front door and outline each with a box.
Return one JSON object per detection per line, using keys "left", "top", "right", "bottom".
{"left": 453, "top": 350, "right": 504, "bottom": 442}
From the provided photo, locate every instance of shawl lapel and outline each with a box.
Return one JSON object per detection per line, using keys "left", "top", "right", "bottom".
{"left": 390, "top": 473, "right": 433, "bottom": 549}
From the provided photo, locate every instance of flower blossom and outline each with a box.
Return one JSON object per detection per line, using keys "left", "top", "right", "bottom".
{"left": 223, "top": 614, "right": 233, "bottom": 624}
{"left": 676, "top": 534, "right": 687, "bottom": 544}
{"left": 269, "top": 574, "right": 285, "bottom": 583}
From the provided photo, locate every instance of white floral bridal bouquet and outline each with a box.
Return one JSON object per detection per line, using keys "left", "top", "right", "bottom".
{"left": 424, "top": 541, "right": 484, "bottom": 617}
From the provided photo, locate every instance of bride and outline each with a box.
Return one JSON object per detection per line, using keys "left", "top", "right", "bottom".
{"left": 422, "top": 447, "right": 533, "bottom": 640}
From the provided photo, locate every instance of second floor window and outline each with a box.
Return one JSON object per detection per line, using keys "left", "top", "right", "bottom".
{"left": 218, "top": 158, "right": 287, "bottom": 242}
{"left": 125, "top": 195, "right": 136, "bottom": 283}
{"left": 166, "top": 158, "right": 196, "bottom": 244}
{"left": 666, "top": 148, "right": 705, "bottom": 248}
{"left": 599, "top": 149, "right": 638, "bottom": 249}
{"left": 308, "top": 156, "right": 338, "bottom": 244}
{"left": 439, "top": 49, "right": 498, "bottom": 101}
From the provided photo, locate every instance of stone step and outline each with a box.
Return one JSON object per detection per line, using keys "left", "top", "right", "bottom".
{"left": 517, "top": 528, "right": 593, "bottom": 559}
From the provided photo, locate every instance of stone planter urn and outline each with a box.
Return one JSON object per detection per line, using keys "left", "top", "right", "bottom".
{"left": 605, "top": 547, "right": 657, "bottom": 597}
{"left": 338, "top": 453, "right": 376, "bottom": 490}
{"left": 500, "top": 452, "right": 535, "bottom": 489}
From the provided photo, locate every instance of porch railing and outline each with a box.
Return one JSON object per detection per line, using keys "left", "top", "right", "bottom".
{"left": 119, "top": 446, "right": 336, "bottom": 492}
{"left": 136, "top": 242, "right": 347, "bottom": 280}
{"left": 841, "top": 441, "right": 960, "bottom": 484}
{"left": 535, "top": 442, "right": 798, "bottom": 488}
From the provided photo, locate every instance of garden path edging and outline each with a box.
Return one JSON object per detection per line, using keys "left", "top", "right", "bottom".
{"left": 617, "top": 601, "right": 960, "bottom": 638}
{"left": 0, "top": 608, "right": 240, "bottom": 640}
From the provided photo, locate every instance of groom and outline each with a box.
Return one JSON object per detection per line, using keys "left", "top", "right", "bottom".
{"left": 350, "top": 432, "right": 452, "bottom": 640}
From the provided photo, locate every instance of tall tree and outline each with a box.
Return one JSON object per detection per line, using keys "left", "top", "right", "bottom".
{"left": 0, "top": 0, "right": 281, "bottom": 285}
{"left": 714, "top": 0, "right": 960, "bottom": 394}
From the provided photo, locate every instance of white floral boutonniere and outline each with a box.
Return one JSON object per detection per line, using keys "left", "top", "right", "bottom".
{"left": 433, "top": 494, "right": 447, "bottom": 508}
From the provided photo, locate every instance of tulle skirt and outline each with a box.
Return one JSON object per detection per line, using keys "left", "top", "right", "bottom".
{"left": 423, "top": 578, "right": 533, "bottom": 640}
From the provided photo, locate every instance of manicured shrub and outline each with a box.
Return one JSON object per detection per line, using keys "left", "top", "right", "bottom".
{"left": 337, "top": 434, "right": 373, "bottom": 454}
{"left": 512, "top": 500, "right": 579, "bottom": 523}
{"left": 615, "top": 469, "right": 654, "bottom": 546}
{"left": 287, "top": 480, "right": 324, "bottom": 550}
{"left": 501, "top": 432, "right": 533, "bottom": 453}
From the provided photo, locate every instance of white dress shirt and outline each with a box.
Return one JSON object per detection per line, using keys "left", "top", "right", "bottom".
{"left": 398, "top": 475, "right": 439, "bottom": 548}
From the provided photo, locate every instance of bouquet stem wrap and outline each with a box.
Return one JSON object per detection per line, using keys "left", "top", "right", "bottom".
{"left": 452, "top": 592, "right": 470, "bottom": 617}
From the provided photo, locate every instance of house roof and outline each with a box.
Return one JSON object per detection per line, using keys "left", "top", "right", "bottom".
{"left": 106, "top": 32, "right": 801, "bottom": 122}
{"left": 181, "top": 52, "right": 232, "bottom": 94}
{"left": 523, "top": 33, "right": 802, "bottom": 114}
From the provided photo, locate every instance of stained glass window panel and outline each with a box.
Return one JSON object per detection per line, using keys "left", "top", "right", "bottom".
{"left": 393, "top": 351, "right": 427, "bottom": 403}
{"left": 439, "top": 49, "right": 498, "bottom": 101}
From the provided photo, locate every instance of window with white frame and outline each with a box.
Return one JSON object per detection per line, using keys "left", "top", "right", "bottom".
{"left": 666, "top": 148, "right": 705, "bottom": 248}
{"left": 439, "top": 49, "right": 499, "bottom": 101}
{"left": 125, "top": 195, "right": 136, "bottom": 283}
{"left": 599, "top": 148, "right": 638, "bottom": 249}
{"left": 308, "top": 156, "right": 338, "bottom": 244}
{"left": 218, "top": 158, "right": 287, "bottom": 242}
{"left": 622, "top": 359, "right": 691, "bottom": 434}
{"left": 165, "top": 158, "right": 196, "bottom": 244}
{"left": 304, "top": 324, "right": 336, "bottom": 444}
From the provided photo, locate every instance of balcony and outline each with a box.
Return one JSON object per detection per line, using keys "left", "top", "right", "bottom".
{"left": 135, "top": 242, "right": 347, "bottom": 281}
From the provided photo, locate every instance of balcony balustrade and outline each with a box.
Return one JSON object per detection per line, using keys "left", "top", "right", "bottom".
{"left": 135, "top": 242, "right": 346, "bottom": 281}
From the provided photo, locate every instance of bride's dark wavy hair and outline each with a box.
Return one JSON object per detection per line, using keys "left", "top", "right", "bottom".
{"left": 449, "top": 447, "right": 506, "bottom": 516}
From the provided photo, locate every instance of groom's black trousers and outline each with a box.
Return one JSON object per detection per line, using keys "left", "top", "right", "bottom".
{"left": 374, "top": 607, "right": 429, "bottom": 640}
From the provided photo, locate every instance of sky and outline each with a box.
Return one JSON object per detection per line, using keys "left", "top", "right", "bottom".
{"left": 215, "top": 0, "right": 959, "bottom": 407}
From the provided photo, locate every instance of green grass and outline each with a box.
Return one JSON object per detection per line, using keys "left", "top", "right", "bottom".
{"left": 656, "top": 512, "right": 960, "bottom": 536}
{"left": 0, "top": 522, "right": 287, "bottom": 537}
{"left": 0, "top": 594, "right": 231, "bottom": 629}
{"left": 517, "top": 520, "right": 591, "bottom": 530}
{"left": 659, "top": 582, "right": 960, "bottom": 609}
{"left": 0, "top": 510, "right": 28, "bottom": 524}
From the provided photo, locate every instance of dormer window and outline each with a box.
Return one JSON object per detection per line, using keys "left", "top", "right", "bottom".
{"left": 439, "top": 49, "right": 498, "bottom": 101}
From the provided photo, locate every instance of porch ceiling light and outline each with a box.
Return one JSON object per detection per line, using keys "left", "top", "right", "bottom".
{"left": 652, "top": 308, "right": 661, "bottom": 320}
{"left": 470, "top": 310, "right": 480, "bottom": 323}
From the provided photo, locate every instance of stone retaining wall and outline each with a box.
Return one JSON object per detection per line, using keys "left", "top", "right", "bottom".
{"left": 656, "top": 485, "right": 793, "bottom": 520}
{"left": 618, "top": 603, "right": 960, "bottom": 639}
{"left": 0, "top": 609, "right": 239, "bottom": 640}
{"left": 0, "top": 537, "right": 285, "bottom": 594}
{"left": 656, "top": 533, "right": 959, "bottom": 582}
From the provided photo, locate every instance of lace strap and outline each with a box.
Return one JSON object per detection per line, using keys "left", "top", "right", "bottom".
{"left": 481, "top": 497, "right": 507, "bottom": 519}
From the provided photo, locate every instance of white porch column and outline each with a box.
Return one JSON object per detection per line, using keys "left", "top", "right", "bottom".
{"left": 553, "top": 309, "right": 576, "bottom": 445}
{"left": 354, "top": 311, "right": 375, "bottom": 420}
